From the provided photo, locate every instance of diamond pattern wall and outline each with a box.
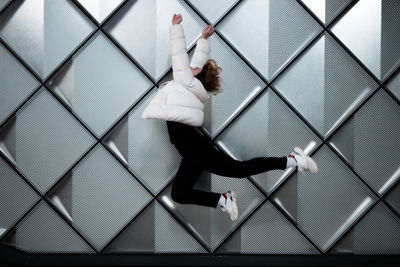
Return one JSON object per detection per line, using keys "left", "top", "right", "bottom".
{"left": 0, "top": 0, "right": 399, "bottom": 260}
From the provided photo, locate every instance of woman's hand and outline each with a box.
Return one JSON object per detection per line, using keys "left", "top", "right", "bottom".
{"left": 172, "top": 13, "right": 182, "bottom": 25}
{"left": 201, "top": 25, "right": 214, "bottom": 39}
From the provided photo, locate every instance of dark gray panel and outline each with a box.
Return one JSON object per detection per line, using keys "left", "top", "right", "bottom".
{"left": 216, "top": 90, "right": 321, "bottom": 195}
{"left": 385, "top": 183, "right": 400, "bottom": 215}
{"left": 0, "top": 0, "right": 95, "bottom": 79}
{"left": 47, "top": 32, "right": 152, "bottom": 137}
{"left": 273, "top": 145, "right": 377, "bottom": 252}
{"left": 218, "top": 0, "right": 322, "bottom": 80}
{"left": 1, "top": 200, "right": 95, "bottom": 253}
{"left": 103, "top": 201, "right": 155, "bottom": 253}
{"left": 217, "top": 201, "right": 319, "bottom": 254}
{"left": 159, "top": 171, "right": 265, "bottom": 251}
{"left": 1, "top": 88, "right": 96, "bottom": 194}
{"left": 104, "top": 88, "right": 182, "bottom": 195}
{"left": 187, "top": 0, "right": 238, "bottom": 23}
{"left": 103, "top": 0, "right": 205, "bottom": 80}
{"left": 0, "top": 43, "right": 39, "bottom": 125}
{"left": 0, "top": 157, "right": 40, "bottom": 238}
{"left": 331, "top": 202, "right": 400, "bottom": 255}
{"left": 47, "top": 143, "right": 153, "bottom": 251}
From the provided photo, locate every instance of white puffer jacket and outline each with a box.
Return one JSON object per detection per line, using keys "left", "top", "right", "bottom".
{"left": 141, "top": 24, "right": 211, "bottom": 127}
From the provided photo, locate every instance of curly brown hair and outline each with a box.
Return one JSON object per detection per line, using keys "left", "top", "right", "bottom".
{"left": 196, "top": 59, "right": 223, "bottom": 95}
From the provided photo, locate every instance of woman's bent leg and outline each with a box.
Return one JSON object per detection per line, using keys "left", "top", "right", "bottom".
{"left": 171, "top": 158, "right": 221, "bottom": 208}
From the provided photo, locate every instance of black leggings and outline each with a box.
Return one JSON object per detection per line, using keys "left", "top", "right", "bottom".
{"left": 166, "top": 121, "right": 287, "bottom": 208}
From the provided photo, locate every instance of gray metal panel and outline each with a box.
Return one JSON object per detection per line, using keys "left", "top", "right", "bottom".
{"left": 0, "top": 43, "right": 40, "bottom": 125}
{"left": 103, "top": 0, "right": 206, "bottom": 80}
{"left": 1, "top": 200, "right": 95, "bottom": 253}
{"left": 47, "top": 143, "right": 153, "bottom": 251}
{"left": 0, "top": 0, "right": 95, "bottom": 79}
{"left": 192, "top": 33, "right": 266, "bottom": 137}
{"left": 104, "top": 88, "right": 182, "bottom": 195}
{"left": 300, "top": 0, "right": 352, "bottom": 24}
{"left": 103, "top": 200, "right": 156, "bottom": 253}
{"left": 353, "top": 89, "right": 400, "bottom": 195}
{"left": 154, "top": 201, "right": 207, "bottom": 253}
{"left": 159, "top": 171, "right": 265, "bottom": 252}
{"left": 47, "top": 32, "right": 152, "bottom": 137}
{"left": 188, "top": 0, "right": 238, "bottom": 23}
{"left": 76, "top": 0, "right": 124, "bottom": 23}
{"left": 332, "top": 202, "right": 400, "bottom": 255}
{"left": 0, "top": 157, "right": 39, "bottom": 238}
{"left": 218, "top": 0, "right": 322, "bottom": 80}
{"left": 331, "top": 0, "right": 400, "bottom": 80}
{"left": 385, "top": 183, "right": 400, "bottom": 215}
{"left": 4, "top": 88, "right": 96, "bottom": 194}
{"left": 386, "top": 70, "right": 400, "bottom": 101}
{"left": 216, "top": 90, "right": 321, "bottom": 195}
{"left": 273, "top": 33, "right": 378, "bottom": 137}
{"left": 217, "top": 201, "right": 319, "bottom": 254}
{"left": 273, "top": 145, "right": 377, "bottom": 252}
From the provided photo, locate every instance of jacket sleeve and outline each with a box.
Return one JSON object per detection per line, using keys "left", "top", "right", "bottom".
{"left": 190, "top": 38, "right": 210, "bottom": 68}
{"left": 170, "top": 24, "right": 202, "bottom": 87}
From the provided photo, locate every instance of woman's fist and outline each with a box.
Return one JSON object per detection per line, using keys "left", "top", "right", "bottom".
{"left": 201, "top": 25, "right": 214, "bottom": 39}
{"left": 172, "top": 13, "right": 182, "bottom": 25}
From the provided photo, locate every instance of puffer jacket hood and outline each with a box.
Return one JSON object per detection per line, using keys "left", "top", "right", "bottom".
{"left": 141, "top": 24, "right": 211, "bottom": 126}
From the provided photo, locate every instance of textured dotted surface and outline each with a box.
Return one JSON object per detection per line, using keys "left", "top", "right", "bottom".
{"left": 6, "top": 200, "right": 94, "bottom": 253}
{"left": 59, "top": 143, "right": 153, "bottom": 251}
{"left": 0, "top": 158, "right": 39, "bottom": 238}
{"left": 0, "top": 43, "right": 39, "bottom": 125}
{"left": 13, "top": 88, "right": 96, "bottom": 194}
{"left": 125, "top": 89, "right": 182, "bottom": 195}
{"left": 216, "top": 89, "right": 321, "bottom": 194}
{"left": 239, "top": 201, "right": 319, "bottom": 254}
{"left": 0, "top": 0, "right": 399, "bottom": 256}
{"left": 354, "top": 89, "right": 400, "bottom": 195}
{"left": 154, "top": 201, "right": 207, "bottom": 253}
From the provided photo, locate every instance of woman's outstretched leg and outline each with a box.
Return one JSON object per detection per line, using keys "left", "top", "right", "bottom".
{"left": 192, "top": 142, "right": 288, "bottom": 178}
{"left": 170, "top": 158, "right": 221, "bottom": 208}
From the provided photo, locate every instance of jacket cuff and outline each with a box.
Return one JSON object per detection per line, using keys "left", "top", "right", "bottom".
{"left": 170, "top": 24, "right": 184, "bottom": 39}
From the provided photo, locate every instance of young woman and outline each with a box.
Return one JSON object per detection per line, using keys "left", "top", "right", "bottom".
{"left": 142, "top": 13, "right": 318, "bottom": 221}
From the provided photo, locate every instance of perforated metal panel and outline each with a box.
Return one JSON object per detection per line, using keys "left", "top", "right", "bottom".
{"left": 188, "top": 0, "right": 238, "bottom": 23}
{"left": 103, "top": 0, "right": 206, "bottom": 80}
{"left": 2, "top": 200, "right": 95, "bottom": 253}
{"left": 0, "top": 158, "right": 39, "bottom": 239}
{"left": 273, "top": 145, "right": 378, "bottom": 252}
{"left": 274, "top": 33, "right": 378, "bottom": 137}
{"left": 76, "top": 0, "right": 124, "bottom": 23}
{"left": 300, "top": 0, "right": 353, "bottom": 24}
{"left": 158, "top": 170, "right": 265, "bottom": 252}
{"left": 47, "top": 32, "right": 153, "bottom": 137}
{"left": 0, "top": 43, "right": 40, "bottom": 125}
{"left": 216, "top": 90, "right": 321, "bottom": 195}
{"left": 217, "top": 201, "right": 319, "bottom": 254}
{"left": 104, "top": 88, "right": 182, "bottom": 195}
{"left": 0, "top": 0, "right": 95, "bottom": 79}
{"left": 331, "top": 202, "right": 400, "bottom": 255}
{"left": 0, "top": 0, "right": 399, "bottom": 261}
{"left": 47, "top": 143, "right": 153, "bottom": 251}
{"left": 192, "top": 33, "right": 265, "bottom": 137}
{"left": 331, "top": 0, "right": 400, "bottom": 80}
{"left": 3, "top": 88, "right": 96, "bottom": 194}
{"left": 386, "top": 69, "right": 400, "bottom": 100}
{"left": 218, "top": 0, "right": 322, "bottom": 80}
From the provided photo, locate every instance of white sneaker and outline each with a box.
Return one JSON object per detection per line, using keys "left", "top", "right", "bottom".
{"left": 221, "top": 190, "right": 238, "bottom": 221}
{"left": 290, "top": 146, "right": 318, "bottom": 174}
